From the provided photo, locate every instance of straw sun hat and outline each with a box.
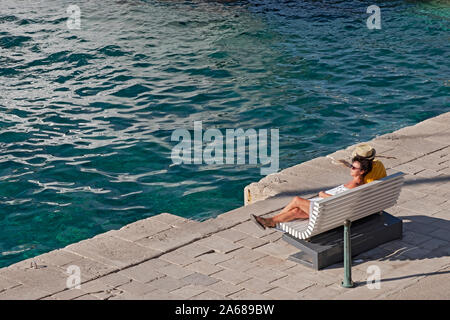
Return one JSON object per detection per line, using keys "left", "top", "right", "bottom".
{"left": 352, "top": 144, "right": 376, "bottom": 160}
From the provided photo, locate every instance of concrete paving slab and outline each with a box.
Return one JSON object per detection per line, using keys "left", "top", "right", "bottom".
{"left": 171, "top": 284, "right": 208, "bottom": 299}
{"left": 396, "top": 188, "right": 428, "bottom": 204}
{"left": 36, "top": 249, "right": 86, "bottom": 267}
{"left": 260, "top": 231, "right": 283, "bottom": 242}
{"left": 227, "top": 247, "right": 268, "bottom": 263}
{"left": 87, "top": 272, "right": 133, "bottom": 288}
{"left": 58, "top": 255, "right": 118, "bottom": 282}
{"left": 330, "top": 282, "right": 388, "bottom": 300}
{"left": 270, "top": 274, "right": 315, "bottom": 293}
{"left": 182, "top": 272, "right": 221, "bottom": 286}
{"left": 118, "top": 262, "right": 166, "bottom": 283}
{"left": 416, "top": 169, "right": 445, "bottom": 179}
{"left": 65, "top": 235, "right": 161, "bottom": 269}
{"left": 198, "top": 251, "right": 234, "bottom": 265}
{"left": 160, "top": 250, "right": 201, "bottom": 267}
{"left": 0, "top": 275, "right": 21, "bottom": 292}
{"left": 184, "top": 218, "right": 232, "bottom": 237}
{"left": 215, "top": 229, "right": 249, "bottom": 243}
{"left": 0, "top": 264, "right": 69, "bottom": 294}
{"left": 430, "top": 245, "right": 450, "bottom": 257}
{"left": 393, "top": 163, "right": 426, "bottom": 175}
{"left": 206, "top": 280, "right": 244, "bottom": 297}
{"left": 398, "top": 199, "right": 443, "bottom": 216}
{"left": 217, "top": 258, "right": 257, "bottom": 273}
{"left": 76, "top": 279, "right": 120, "bottom": 299}
{"left": 197, "top": 235, "right": 243, "bottom": 254}
{"left": 252, "top": 255, "right": 297, "bottom": 271}
{"left": 0, "top": 285, "right": 51, "bottom": 300}
{"left": 141, "top": 288, "right": 184, "bottom": 300}
{"left": 283, "top": 264, "right": 339, "bottom": 286}
{"left": 374, "top": 133, "right": 447, "bottom": 157}
{"left": 393, "top": 119, "right": 449, "bottom": 137}
{"left": 236, "top": 236, "right": 269, "bottom": 249}
{"left": 360, "top": 260, "right": 450, "bottom": 299}
{"left": 159, "top": 262, "right": 197, "bottom": 279}
{"left": 244, "top": 265, "right": 288, "bottom": 284}
{"left": 135, "top": 227, "right": 201, "bottom": 252}
{"left": 232, "top": 221, "right": 277, "bottom": 238}
{"left": 47, "top": 288, "right": 89, "bottom": 300}
{"left": 424, "top": 130, "right": 450, "bottom": 145}
{"left": 112, "top": 217, "right": 172, "bottom": 242}
{"left": 147, "top": 275, "right": 187, "bottom": 292}
{"left": 191, "top": 290, "right": 229, "bottom": 300}
{"left": 74, "top": 294, "right": 101, "bottom": 300}
{"left": 263, "top": 286, "right": 299, "bottom": 299}
{"left": 211, "top": 269, "right": 252, "bottom": 285}
{"left": 428, "top": 226, "right": 450, "bottom": 241}
{"left": 432, "top": 209, "right": 450, "bottom": 220}
{"left": 403, "top": 221, "right": 441, "bottom": 235}
{"left": 228, "top": 289, "right": 273, "bottom": 300}
{"left": 407, "top": 155, "right": 450, "bottom": 172}
{"left": 186, "top": 260, "right": 224, "bottom": 276}
{"left": 298, "top": 284, "right": 344, "bottom": 300}
{"left": 107, "top": 291, "right": 140, "bottom": 300}
{"left": 254, "top": 242, "right": 299, "bottom": 260}
{"left": 174, "top": 242, "right": 215, "bottom": 258}
{"left": 117, "top": 280, "right": 158, "bottom": 296}
{"left": 382, "top": 267, "right": 450, "bottom": 299}
{"left": 420, "top": 194, "right": 449, "bottom": 206}
{"left": 151, "top": 213, "right": 191, "bottom": 227}
{"left": 238, "top": 277, "right": 276, "bottom": 294}
{"left": 419, "top": 238, "right": 449, "bottom": 252}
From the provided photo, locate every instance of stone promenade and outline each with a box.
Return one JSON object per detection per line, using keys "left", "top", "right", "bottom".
{"left": 0, "top": 112, "right": 449, "bottom": 300}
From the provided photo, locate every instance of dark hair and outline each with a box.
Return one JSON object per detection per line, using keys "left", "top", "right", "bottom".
{"left": 352, "top": 155, "right": 373, "bottom": 178}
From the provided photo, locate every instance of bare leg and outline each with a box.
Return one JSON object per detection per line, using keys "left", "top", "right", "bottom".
{"left": 272, "top": 207, "right": 308, "bottom": 223}
{"left": 255, "top": 196, "right": 310, "bottom": 228}
{"left": 277, "top": 196, "right": 311, "bottom": 216}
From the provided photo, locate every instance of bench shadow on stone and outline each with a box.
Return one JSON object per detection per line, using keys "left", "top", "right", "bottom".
{"left": 369, "top": 269, "right": 450, "bottom": 286}
{"left": 355, "top": 214, "right": 449, "bottom": 262}
{"left": 322, "top": 214, "right": 449, "bottom": 285}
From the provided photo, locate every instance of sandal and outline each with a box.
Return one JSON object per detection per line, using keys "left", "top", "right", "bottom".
{"left": 250, "top": 214, "right": 266, "bottom": 230}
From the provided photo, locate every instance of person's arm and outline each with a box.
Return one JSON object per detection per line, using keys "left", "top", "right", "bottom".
{"left": 318, "top": 191, "right": 332, "bottom": 198}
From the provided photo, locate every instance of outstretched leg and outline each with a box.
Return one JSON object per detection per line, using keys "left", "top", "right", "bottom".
{"left": 272, "top": 207, "right": 309, "bottom": 224}
{"left": 254, "top": 196, "right": 310, "bottom": 228}
{"left": 277, "top": 196, "right": 311, "bottom": 216}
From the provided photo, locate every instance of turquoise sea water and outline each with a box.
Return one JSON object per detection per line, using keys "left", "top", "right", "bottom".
{"left": 0, "top": 0, "right": 449, "bottom": 267}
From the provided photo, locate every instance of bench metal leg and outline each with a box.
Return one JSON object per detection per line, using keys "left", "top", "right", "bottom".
{"left": 341, "top": 219, "right": 355, "bottom": 288}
